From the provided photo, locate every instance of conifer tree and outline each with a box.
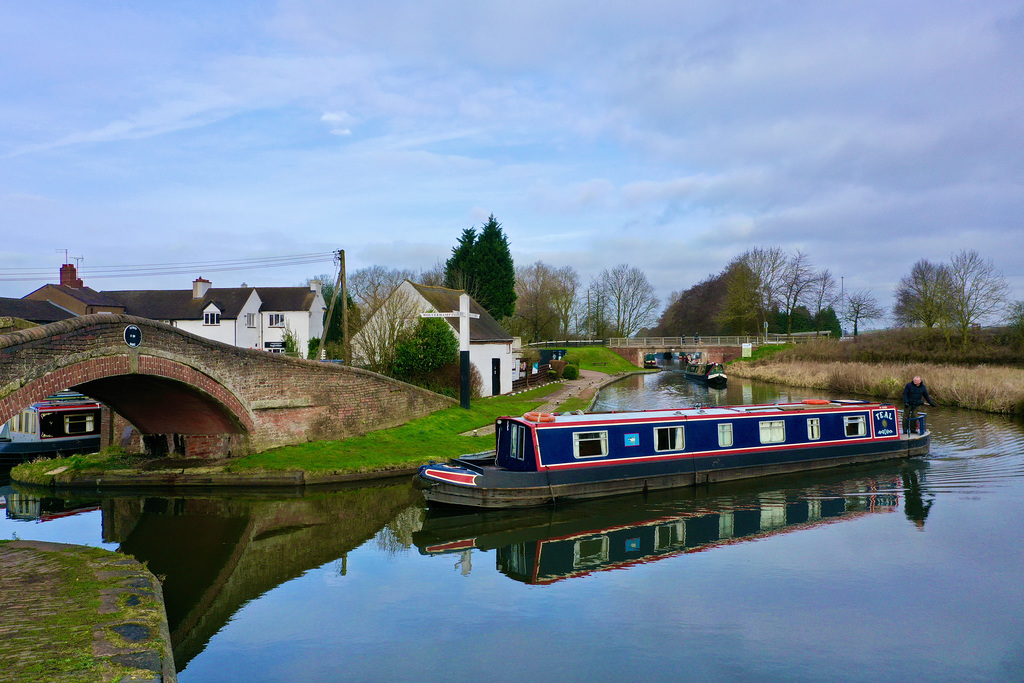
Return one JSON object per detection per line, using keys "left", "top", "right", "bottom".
{"left": 443, "top": 228, "right": 478, "bottom": 294}
{"left": 474, "top": 215, "right": 516, "bottom": 319}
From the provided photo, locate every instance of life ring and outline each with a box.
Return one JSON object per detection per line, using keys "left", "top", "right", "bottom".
{"left": 802, "top": 399, "right": 830, "bottom": 405}
{"left": 524, "top": 411, "right": 556, "bottom": 423}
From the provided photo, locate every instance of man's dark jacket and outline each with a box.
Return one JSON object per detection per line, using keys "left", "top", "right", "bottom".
{"left": 903, "top": 382, "right": 934, "bottom": 407}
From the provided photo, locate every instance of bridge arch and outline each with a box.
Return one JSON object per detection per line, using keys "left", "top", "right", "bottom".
{"left": 0, "top": 314, "right": 453, "bottom": 456}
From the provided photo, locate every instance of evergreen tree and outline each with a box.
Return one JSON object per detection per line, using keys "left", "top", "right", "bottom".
{"left": 443, "top": 228, "right": 478, "bottom": 294}
{"left": 474, "top": 215, "right": 517, "bottom": 319}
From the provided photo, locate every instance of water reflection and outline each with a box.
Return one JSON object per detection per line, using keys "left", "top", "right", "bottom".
{"left": 414, "top": 464, "right": 913, "bottom": 584}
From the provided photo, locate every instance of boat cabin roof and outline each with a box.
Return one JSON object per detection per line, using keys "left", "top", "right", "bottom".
{"left": 512, "top": 400, "right": 887, "bottom": 426}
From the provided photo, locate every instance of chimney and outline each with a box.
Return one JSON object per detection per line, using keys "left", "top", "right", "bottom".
{"left": 310, "top": 279, "right": 323, "bottom": 297}
{"left": 193, "top": 277, "right": 211, "bottom": 299}
{"left": 60, "top": 263, "right": 84, "bottom": 288}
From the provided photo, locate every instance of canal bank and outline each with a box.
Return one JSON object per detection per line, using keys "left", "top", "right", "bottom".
{"left": 0, "top": 540, "right": 175, "bottom": 683}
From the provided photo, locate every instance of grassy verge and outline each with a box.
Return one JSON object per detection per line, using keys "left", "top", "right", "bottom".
{"left": 562, "top": 346, "right": 642, "bottom": 373}
{"left": 729, "top": 358, "right": 1024, "bottom": 415}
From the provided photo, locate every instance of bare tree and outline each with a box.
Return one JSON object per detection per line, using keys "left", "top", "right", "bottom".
{"left": 417, "top": 261, "right": 446, "bottom": 287}
{"left": 350, "top": 286, "right": 419, "bottom": 373}
{"left": 549, "top": 265, "right": 580, "bottom": 338}
{"left": 596, "top": 264, "right": 659, "bottom": 337}
{"left": 512, "top": 261, "right": 561, "bottom": 342}
{"left": 808, "top": 269, "right": 838, "bottom": 335}
{"left": 349, "top": 266, "right": 417, "bottom": 316}
{"left": 892, "top": 259, "right": 951, "bottom": 329}
{"left": 844, "top": 289, "right": 885, "bottom": 336}
{"left": 943, "top": 249, "right": 1010, "bottom": 347}
{"left": 780, "top": 249, "right": 815, "bottom": 336}
{"left": 741, "top": 246, "right": 788, "bottom": 331}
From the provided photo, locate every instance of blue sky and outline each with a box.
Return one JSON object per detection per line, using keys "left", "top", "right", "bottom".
{"left": 2, "top": 1, "right": 1022, "bottom": 321}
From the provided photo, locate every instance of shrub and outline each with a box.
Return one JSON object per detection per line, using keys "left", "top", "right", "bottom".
{"left": 562, "top": 364, "right": 579, "bottom": 380}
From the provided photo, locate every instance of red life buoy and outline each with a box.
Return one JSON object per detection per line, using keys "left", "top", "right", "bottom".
{"left": 802, "top": 399, "right": 830, "bottom": 405}
{"left": 524, "top": 412, "right": 556, "bottom": 422}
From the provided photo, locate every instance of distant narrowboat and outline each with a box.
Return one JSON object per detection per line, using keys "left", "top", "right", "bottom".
{"left": 0, "top": 392, "right": 103, "bottom": 464}
{"left": 414, "top": 400, "right": 929, "bottom": 508}
{"left": 684, "top": 361, "right": 727, "bottom": 388}
{"left": 643, "top": 353, "right": 659, "bottom": 369}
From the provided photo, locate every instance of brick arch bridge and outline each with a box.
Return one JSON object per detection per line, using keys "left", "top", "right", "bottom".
{"left": 0, "top": 314, "right": 454, "bottom": 457}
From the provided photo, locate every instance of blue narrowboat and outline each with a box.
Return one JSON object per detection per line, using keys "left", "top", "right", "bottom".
{"left": 415, "top": 399, "right": 929, "bottom": 508}
{"left": 0, "top": 392, "right": 103, "bottom": 464}
{"left": 683, "top": 361, "right": 727, "bottom": 388}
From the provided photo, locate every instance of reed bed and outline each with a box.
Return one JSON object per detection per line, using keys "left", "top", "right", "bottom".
{"left": 729, "top": 359, "right": 1024, "bottom": 415}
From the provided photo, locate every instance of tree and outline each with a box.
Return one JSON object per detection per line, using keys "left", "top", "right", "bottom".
{"left": 1007, "top": 301, "right": 1024, "bottom": 351}
{"left": 716, "top": 258, "right": 760, "bottom": 335}
{"left": 742, "top": 246, "right": 788, "bottom": 332}
{"left": 844, "top": 289, "right": 885, "bottom": 336}
{"left": 473, "top": 215, "right": 517, "bottom": 319}
{"left": 308, "top": 274, "right": 360, "bottom": 356}
{"left": 393, "top": 317, "right": 459, "bottom": 380}
{"left": 350, "top": 286, "right": 420, "bottom": 373}
{"left": 780, "top": 250, "right": 815, "bottom": 336}
{"left": 442, "top": 214, "right": 517, "bottom": 319}
{"left": 943, "top": 249, "right": 1010, "bottom": 347}
{"left": 512, "top": 261, "right": 561, "bottom": 342}
{"left": 349, "top": 266, "right": 416, "bottom": 317}
{"left": 549, "top": 265, "right": 580, "bottom": 338}
{"left": 595, "top": 264, "right": 659, "bottom": 337}
{"left": 808, "top": 269, "right": 839, "bottom": 335}
{"left": 892, "top": 259, "right": 951, "bottom": 329}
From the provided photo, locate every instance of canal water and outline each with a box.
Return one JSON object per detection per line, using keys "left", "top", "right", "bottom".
{"left": 3, "top": 363, "right": 1024, "bottom": 682}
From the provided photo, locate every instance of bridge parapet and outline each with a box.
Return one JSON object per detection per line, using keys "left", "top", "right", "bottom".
{"left": 0, "top": 314, "right": 454, "bottom": 457}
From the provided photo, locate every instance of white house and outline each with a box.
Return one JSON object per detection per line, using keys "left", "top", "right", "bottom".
{"left": 352, "top": 280, "right": 519, "bottom": 397}
{"left": 24, "top": 266, "right": 326, "bottom": 357}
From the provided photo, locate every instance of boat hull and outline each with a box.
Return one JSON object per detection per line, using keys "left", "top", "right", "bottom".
{"left": 0, "top": 437, "right": 101, "bottom": 465}
{"left": 417, "top": 432, "right": 930, "bottom": 508}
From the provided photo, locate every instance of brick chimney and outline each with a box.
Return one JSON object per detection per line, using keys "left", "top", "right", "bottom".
{"left": 193, "top": 277, "right": 211, "bottom": 299}
{"left": 60, "top": 263, "right": 84, "bottom": 288}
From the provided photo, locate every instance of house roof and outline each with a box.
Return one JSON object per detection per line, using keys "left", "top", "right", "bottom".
{"left": 257, "top": 287, "right": 318, "bottom": 313}
{"left": 408, "top": 282, "right": 513, "bottom": 343}
{"left": 0, "top": 297, "right": 76, "bottom": 324}
{"left": 101, "top": 288, "right": 256, "bottom": 320}
{"left": 23, "top": 284, "right": 124, "bottom": 308}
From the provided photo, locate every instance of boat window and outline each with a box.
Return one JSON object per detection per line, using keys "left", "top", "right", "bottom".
{"left": 718, "top": 423, "right": 734, "bottom": 447}
{"left": 844, "top": 415, "right": 867, "bottom": 437}
{"left": 573, "top": 535, "right": 610, "bottom": 568}
{"left": 20, "top": 411, "right": 35, "bottom": 435}
{"left": 654, "top": 426, "right": 684, "bottom": 452}
{"left": 509, "top": 424, "right": 525, "bottom": 460}
{"left": 64, "top": 413, "right": 96, "bottom": 435}
{"left": 759, "top": 420, "right": 785, "bottom": 444}
{"left": 807, "top": 418, "right": 821, "bottom": 440}
{"left": 655, "top": 522, "right": 685, "bottom": 550}
{"left": 573, "top": 431, "right": 608, "bottom": 458}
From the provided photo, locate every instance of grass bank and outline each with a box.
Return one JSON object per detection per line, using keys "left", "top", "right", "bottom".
{"left": 730, "top": 355, "right": 1024, "bottom": 415}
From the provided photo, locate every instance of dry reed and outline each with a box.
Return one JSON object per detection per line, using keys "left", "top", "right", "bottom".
{"left": 729, "top": 359, "right": 1024, "bottom": 415}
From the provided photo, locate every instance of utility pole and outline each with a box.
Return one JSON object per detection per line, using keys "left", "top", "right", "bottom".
{"left": 318, "top": 249, "right": 346, "bottom": 362}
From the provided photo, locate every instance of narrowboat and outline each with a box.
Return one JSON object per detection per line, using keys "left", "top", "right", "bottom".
{"left": 0, "top": 392, "right": 103, "bottom": 464}
{"left": 414, "top": 399, "right": 929, "bottom": 508}
{"left": 643, "top": 353, "right": 659, "bottom": 369}
{"left": 684, "top": 361, "right": 727, "bottom": 388}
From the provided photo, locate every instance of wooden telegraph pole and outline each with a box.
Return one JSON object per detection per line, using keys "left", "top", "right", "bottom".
{"left": 317, "top": 249, "right": 346, "bottom": 362}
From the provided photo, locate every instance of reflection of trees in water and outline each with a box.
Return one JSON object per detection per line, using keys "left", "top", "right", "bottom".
{"left": 376, "top": 505, "right": 425, "bottom": 556}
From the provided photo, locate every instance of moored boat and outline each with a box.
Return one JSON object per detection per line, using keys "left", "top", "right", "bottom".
{"left": 0, "top": 392, "right": 103, "bottom": 464}
{"left": 414, "top": 400, "right": 929, "bottom": 508}
{"left": 643, "top": 353, "right": 659, "bottom": 369}
{"left": 684, "top": 361, "right": 727, "bottom": 388}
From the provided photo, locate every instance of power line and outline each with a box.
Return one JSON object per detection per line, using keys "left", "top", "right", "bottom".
{"left": 0, "top": 252, "right": 337, "bottom": 282}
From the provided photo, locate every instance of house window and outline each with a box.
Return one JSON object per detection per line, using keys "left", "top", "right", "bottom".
{"left": 718, "top": 423, "right": 734, "bottom": 447}
{"left": 808, "top": 418, "right": 821, "bottom": 440}
{"left": 654, "top": 426, "right": 684, "bottom": 452}
{"left": 204, "top": 312, "right": 221, "bottom": 325}
{"left": 269, "top": 314, "right": 285, "bottom": 327}
{"left": 246, "top": 313, "right": 257, "bottom": 328}
{"left": 573, "top": 431, "right": 608, "bottom": 458}
{"left": 759, "top": 420, "right": 785, "bottom": 444}
{"left": 844, "top": 415, "right": 867, "bottom": 437}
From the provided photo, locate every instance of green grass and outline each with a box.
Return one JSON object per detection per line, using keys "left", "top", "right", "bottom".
{"left": 561, "top": 346, "right": 641, "bottom": 373}
{"left": 729, "top": 342, "right": 794, "bottom": 363}
{"left": 228, "top": 383, "right": 566, "bottom": 474}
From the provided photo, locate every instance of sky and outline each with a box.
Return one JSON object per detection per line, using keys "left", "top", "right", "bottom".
{"left": 2, "top": 1, "right": 1022, "bottom": 324}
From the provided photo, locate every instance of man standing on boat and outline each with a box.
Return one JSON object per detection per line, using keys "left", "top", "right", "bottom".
{"left": 902, "top": 376, "right": 935, "bottom": 434}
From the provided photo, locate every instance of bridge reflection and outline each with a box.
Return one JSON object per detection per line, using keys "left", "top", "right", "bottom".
{"left": 414, "top": 467, "right": 911, "bottom": 585}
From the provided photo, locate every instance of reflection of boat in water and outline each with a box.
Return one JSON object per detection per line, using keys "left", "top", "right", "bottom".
{"left": 0, "top": 391, "right": 102, "bottom": 464}
{"left": 414, "top": 474, "right": 902, "bottom": 585}
{"left": 684, "top": 362, "right": 727, "bottom": 388}
{"left": 415, "top": 399, "right": 929, "bottom": 508}
{"left": 1, "top": 486, "right": 100, "bottom": 521}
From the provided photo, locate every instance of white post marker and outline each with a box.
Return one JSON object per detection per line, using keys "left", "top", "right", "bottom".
{"left": 421, "top": 293, "right": 479, "bottom": 408}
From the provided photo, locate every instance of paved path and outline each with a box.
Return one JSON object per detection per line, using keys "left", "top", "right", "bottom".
{"left": 0, "top": 540, "right": 175, "bottom": 682}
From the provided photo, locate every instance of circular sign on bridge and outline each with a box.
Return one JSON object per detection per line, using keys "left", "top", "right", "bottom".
{"left": 124, "top": 324, "right": 142, "bottom": 348}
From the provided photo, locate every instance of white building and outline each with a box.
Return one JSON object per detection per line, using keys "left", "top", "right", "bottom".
{"left": 352, "top": 280, "right": 519, "bottom": 397}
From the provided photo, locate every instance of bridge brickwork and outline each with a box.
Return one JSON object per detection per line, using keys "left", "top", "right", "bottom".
{"left": 609, "top": 345, "right": 743, "bottom": 366}
{"left": 0, "top": 314, "right": 454, "bottom": 457}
